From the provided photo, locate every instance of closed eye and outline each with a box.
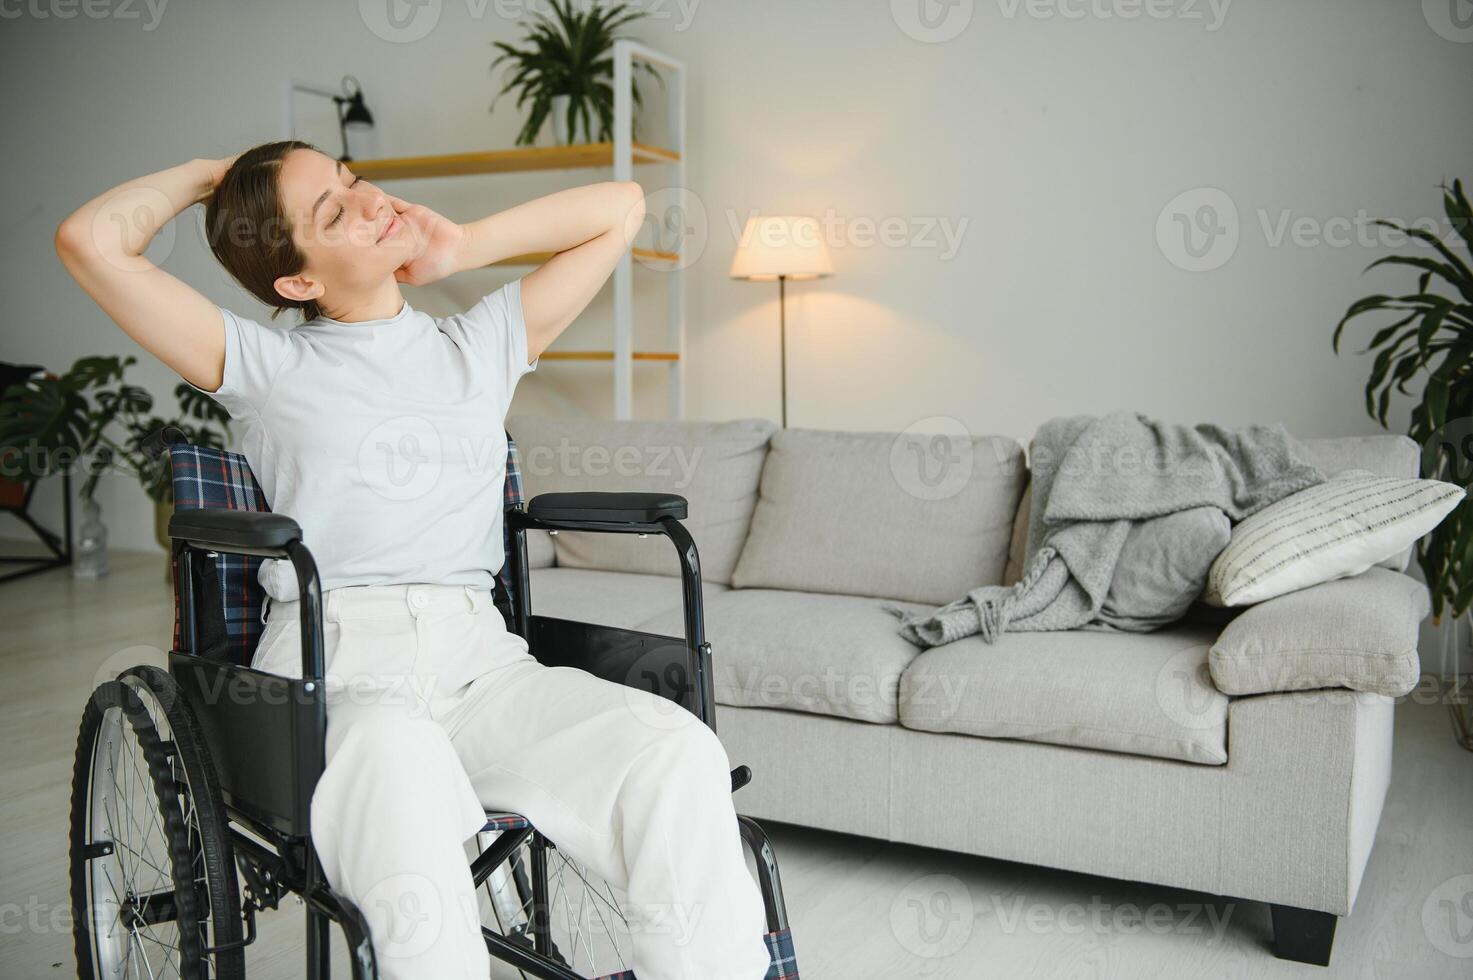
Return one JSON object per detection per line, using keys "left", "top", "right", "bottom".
{"left": 327, "top": 176, "right": 363, "bottom": 227}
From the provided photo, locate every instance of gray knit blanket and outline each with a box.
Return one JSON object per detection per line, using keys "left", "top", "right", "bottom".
{"left": 883, "top": 411, "right": 1325, "bottom": 647}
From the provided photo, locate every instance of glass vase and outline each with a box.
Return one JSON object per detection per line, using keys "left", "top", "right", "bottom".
{"left": 73, "top": 495, "right": 110, "bottom": 580}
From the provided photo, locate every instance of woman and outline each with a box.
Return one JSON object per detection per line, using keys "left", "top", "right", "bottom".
{"left": 54, "top": 141, "right": 772, "bottom": 980}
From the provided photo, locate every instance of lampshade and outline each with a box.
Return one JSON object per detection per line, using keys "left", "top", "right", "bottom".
{"left": 728, "top": 216, "right": 834, "bottom": 281}
{"left": 341, "top": 91, "right": 375, "bottom": 129}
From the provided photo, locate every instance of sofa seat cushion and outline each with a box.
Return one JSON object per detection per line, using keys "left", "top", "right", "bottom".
{"left": 527, "top": 567, "right": 728, "bottom": 631}
{"left": 638, "top": 589, "right": 938, "bottom": 725}
{"left": 898, "top": 624, "right": 1229, "bottom": 765}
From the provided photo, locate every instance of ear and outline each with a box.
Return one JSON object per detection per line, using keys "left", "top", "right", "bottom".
{"left": 273, "top": 272, "right": 324, "bottom": 305}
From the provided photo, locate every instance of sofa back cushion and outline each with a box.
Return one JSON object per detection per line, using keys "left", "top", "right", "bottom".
{"left": 731, "top": 427, "right": 1027, "bottom": 606}
{"left": 1292, "top": 433, "right": 1421, "bottom": 570}
{"left": 526, "top": 529, "right": 556, "bottom": 569}
{"left": 506, "top": 414, "right": 776, "bottom": 585}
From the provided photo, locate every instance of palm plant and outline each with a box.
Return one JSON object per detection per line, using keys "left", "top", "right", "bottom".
{"left": 489, "top": 0, "right": 664, "bottom": 147}
{"left": 1333, "top": 178, "right": 1473, "bottom": 748}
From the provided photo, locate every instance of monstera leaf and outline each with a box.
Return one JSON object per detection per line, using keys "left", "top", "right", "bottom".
{"left": 0, "top": 353, "right": 233, "bottom": 504}
{"left": 177, "top": 384, "right": 230, "bottom": 427}
{"left": 0, "top": 371, "right": 92, "bottom": 483}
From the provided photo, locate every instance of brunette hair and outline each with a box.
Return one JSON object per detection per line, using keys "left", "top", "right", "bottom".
{"left": 205, "top": 139, "right": 324, "bottom": 323}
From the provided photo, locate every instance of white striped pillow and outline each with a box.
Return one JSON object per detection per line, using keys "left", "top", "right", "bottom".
{"left": 1203, "top": 474, "right": 1464, "bottom": 607}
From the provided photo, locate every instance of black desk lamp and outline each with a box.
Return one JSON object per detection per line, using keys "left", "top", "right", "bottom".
{"left": 290, "top": 75, "right": 376, "bottom": 162}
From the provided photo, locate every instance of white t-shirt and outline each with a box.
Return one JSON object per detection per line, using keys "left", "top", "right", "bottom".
{"left": 185, "top": 280, "right": 538, "bottom": 602}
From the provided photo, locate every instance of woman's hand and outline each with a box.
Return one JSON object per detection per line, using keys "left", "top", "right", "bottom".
{"left": 388, "top": 194, "right": 467, "bottom": 286}
{"left": 195, "top": 153, "right": 241, "bottom": 206}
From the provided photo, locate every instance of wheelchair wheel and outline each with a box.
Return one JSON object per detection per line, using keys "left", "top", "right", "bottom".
{"left": 479, "top": 830, "right": 636, "bottom": 978}
{"left": 70, "top": 666, "right": 244, "bottom": 979}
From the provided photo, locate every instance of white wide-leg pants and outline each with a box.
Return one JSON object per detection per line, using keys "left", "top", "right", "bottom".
{"left": 251, "top": 581, "right": 772, "bottom": 980}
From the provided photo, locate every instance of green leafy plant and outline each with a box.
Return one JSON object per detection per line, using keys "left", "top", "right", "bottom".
{"left": 488, "top": 0, "right": 664, "bottom": 146}
{"left": 1333, "top": 179, "right": 1473, "bottom": 619}
{"left": 0, "top": 356, "right": 230, "bottom": 505}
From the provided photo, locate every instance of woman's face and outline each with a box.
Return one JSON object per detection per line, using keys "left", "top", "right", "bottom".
{"left": 274, "top": 147, "right": 412, "bottom": 304}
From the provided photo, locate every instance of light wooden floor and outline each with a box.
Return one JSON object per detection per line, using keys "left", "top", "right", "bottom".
{"left": 4, "top": 548, "right": 1470, "bottom": 979}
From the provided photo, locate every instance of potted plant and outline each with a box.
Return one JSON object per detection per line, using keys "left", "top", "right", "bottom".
{"left": 488, "top": 0, "right": 664, "bottom": 146}
{"left": 0, "top": 355, "right": 231, "bottom": 581}
{"left": 1333, "top": 177, "right": 1473, "bottom": 749}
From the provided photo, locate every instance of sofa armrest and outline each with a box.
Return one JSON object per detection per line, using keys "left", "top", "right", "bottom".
{"left": 1208, "top": 567, "right": 1430, "bottom": 698}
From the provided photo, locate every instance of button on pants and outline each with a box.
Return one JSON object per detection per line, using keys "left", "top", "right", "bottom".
{"left": 252, "top": 582, "right": 772, "bottom": 980}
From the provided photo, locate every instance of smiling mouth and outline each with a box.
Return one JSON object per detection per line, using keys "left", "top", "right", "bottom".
{"left": 377, "top": 215, "right": 400, "bottom": 244}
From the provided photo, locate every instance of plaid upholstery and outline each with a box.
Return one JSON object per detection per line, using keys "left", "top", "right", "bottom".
{"left": 762, "top": 927, "right": 800, "bottom": 979}
{"left": 589, "top": 927, "right": 799, "bottom": 980}
{"left": 166, "top": 432, "right": 526, "bottom": 667}
{"left": 167, "top": 444, "right": 272, "bottom": 666}
{"left": 479, "top": 811, "right": 532, "bottom": 832}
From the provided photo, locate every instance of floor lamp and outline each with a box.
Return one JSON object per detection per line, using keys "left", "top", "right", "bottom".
{"left": 729, "top": 216, "right": 834, "bottom": 428}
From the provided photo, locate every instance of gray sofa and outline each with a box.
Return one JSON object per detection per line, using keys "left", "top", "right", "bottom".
{"left": 506, "top": 413, "right": 1429, "bottom": 967}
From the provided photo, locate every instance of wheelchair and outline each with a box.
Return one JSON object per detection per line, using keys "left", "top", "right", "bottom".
{"left": 67, "top": 424, "right": 800, "bottom": 980}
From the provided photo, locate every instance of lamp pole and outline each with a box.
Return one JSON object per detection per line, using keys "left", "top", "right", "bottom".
{"left": 728, "top": 216, "right": 832, "bottom": 430}
{"left": 779, "top": 273, "right": 788, "bottom": 429}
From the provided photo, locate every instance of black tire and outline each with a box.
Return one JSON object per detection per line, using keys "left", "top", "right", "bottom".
{"left": 70, "top": 668, "right": 244, "bottom": 979}
{"left": 125, "top": 666, "right": 246, "bottom": 978}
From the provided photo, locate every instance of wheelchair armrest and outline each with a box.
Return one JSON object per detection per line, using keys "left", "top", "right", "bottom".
{"left": 169, "top": 508, "right": 303, "bottom": 554}
{"left": 527, "top": 491, "right": 688, "bottom": 524}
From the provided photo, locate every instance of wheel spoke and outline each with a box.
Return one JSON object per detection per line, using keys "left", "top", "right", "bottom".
{"left": 100, "top": 864, "right": 126, "bottom": 940}
{"left": 104, "top": 737, "right": 140, "bottom": 890}
{"left": 135, "top": 922, "right": 182, "bottom": 978}
{"left": 552, "top": 852, "right": 608, "bottom": 972}
{"left": 122, "top": 728, "right": 165, "bottom": 885}
{"left": 110, "top": 834, "right": 173, "bottom": 885}
{"left": 480, "top": 837, "right": 635, "bottom": 975}
{"left": 549, "top": 858, "right": 586, "bottom": 967}
{"left": 132, "top": 896, "right": 182, "bottom": 972}
{"left": 590, "top": 876, "right": 627, "bottom": 965}
{"left": 108, "top": 735, "right": 153, "bottom": 905}
{"left": 552, "top": 849, "right": 628, "bottom": 970}
{"left": 130, "top": 925, "right": 161, "bottom": 980}
{"left": 557, "top": 855, "right": 626, "bottom": 921}
{"left": 119, "top": 731, "right": 155, "bottom": 885}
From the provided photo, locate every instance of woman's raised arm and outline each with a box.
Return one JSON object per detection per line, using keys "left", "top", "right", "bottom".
{"left": 54, "top": 155, "right": 239, "bottom": 392}
{"left": 449, "top": 181, "right": 646, "bottom": 364}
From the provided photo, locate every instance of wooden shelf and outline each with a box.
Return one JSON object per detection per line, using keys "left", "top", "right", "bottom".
{"left": 539, "top": 350, "right": 679, "bottom": 362}
{"left": 494, "top": 247, "right": 679, "bottom": 268}
{"left": 351, "top": 141, "right": 680, "bottom": 181}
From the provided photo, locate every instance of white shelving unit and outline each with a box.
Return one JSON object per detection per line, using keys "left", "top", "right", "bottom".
{"left": 336, "top": 40, "right": 687, "bottom": 420}
{"left": 613, "top": 40, "right": 686, "bottom": 420}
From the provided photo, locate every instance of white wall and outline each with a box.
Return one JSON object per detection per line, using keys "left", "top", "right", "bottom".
{"left": 3, "top": 0, "right": 1470, "bottom": 573}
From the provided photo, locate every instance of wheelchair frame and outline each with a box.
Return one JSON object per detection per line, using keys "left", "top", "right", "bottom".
{"left": 84, "top": 427, "right": 796, "bottom": 980}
